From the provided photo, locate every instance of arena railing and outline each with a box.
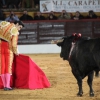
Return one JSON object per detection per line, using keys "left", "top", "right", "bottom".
{"left": 18, "top": 19, "right": 100, "bottom": 44}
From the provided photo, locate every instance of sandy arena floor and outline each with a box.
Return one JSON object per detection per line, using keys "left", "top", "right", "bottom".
{"left": 0, "top": 53, "right": 100, "bottom": 100}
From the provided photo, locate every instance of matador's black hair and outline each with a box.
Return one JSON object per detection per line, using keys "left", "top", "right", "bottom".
{"left": 14, "top": 20, "right": 24, "bottom": 27}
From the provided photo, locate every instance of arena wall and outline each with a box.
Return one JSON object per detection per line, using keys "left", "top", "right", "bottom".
{"left": 18, "top": 44, "right": 61, "bottom": 54}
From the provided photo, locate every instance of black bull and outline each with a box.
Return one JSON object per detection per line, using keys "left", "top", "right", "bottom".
{"left": 52, "top": 35, "right": 100, "bottom": 97}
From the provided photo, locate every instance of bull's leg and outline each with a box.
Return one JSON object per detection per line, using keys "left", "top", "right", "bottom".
{"left": 77, "top": 77, "right": 83, "bottom": 96}
{"left": 72, "top": 69, "right": 83, "bottom": 96}
{"left": 95, "top": 69, "right": 99, "bottom": 77}
{"left": 87, "top": 71, "right": 94, "bottom": 97}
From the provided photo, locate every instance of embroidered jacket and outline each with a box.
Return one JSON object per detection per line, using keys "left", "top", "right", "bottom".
{"left": 0, "top": 21, "right": 19, "bottom": 54}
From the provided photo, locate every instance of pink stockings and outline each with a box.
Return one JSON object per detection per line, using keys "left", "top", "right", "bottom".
{"left": 1, "top": 74, "right": 6, "bottom": 87}
{"left": 1, "top": 73, "right": 12, "bottom": 89}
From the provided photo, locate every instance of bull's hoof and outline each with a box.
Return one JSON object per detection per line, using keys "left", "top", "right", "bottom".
{"left": 90, "top": 92, "right": 94, "bottom": 97}
{"left": 77, "top": 92, "right": 83, "bottom": 97}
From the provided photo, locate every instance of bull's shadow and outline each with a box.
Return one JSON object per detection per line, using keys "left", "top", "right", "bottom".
{"left": 51, "top": 33, "right": 100, "bottom": 97}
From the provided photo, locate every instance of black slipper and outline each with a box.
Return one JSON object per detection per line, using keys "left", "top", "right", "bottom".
{"left": 4, "top": 87, "right": 13, "bottom": 91}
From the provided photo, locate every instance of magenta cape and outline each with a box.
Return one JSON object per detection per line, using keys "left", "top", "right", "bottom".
{"left": 0, "top": 54, "right": 50, "bottom": 89}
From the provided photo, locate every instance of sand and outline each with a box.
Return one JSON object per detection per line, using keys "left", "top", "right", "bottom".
{"left": 0, "top": 53, "right": 100, "bottom": 100}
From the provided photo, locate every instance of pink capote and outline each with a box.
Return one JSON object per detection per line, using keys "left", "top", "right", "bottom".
{"left": 0, "top": 54, "right": 50, "bottom": 89}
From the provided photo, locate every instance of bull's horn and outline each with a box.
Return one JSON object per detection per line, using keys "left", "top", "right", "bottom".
{"left": 51, "top": 40, "right": 57, "bottom": 44}
{"left": 51, "top": 39, "right": 64, "bottom": 44}
{"left": 57, "top": 39, "right": 64, "bottom": 43}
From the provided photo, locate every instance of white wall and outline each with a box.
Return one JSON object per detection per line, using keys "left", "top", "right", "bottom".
{"left": 18, "top": 44, "right": 61, "bottom": 54}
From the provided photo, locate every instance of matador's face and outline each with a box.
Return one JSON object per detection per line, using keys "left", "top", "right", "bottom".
{"left": 15, "top": 23, "right": 23, "bottom": 31}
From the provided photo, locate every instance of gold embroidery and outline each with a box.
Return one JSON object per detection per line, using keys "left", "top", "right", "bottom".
{"left": 12, "top": 47, "right": 17, "bottom": 54}
{"left": 0, "top": 21, "right": 10, "bottom": 27}
{"left": 0, "top": 21, "right": 18, "bottom": 42}
{"left": 10, "top": 27, "right": 19, "bottom": 36}
{"left": 8, "top": 51, "right": 13, "bottom": 74}
{"left": 3, "top": 23, "right": 13, "bottom": 36}
{"left": 9, "top": 35, "right": 18, "bottom": 54}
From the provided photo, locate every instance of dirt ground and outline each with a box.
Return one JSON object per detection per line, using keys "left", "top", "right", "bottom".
{"left": 0, "top": 53, "right": 100, "bottom": 100}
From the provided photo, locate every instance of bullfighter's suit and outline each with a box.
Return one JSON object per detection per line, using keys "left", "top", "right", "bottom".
{"left": 0, "top": 21, "right": 19, "bottom": 90}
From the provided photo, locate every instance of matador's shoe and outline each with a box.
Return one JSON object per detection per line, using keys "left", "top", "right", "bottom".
{"left": 4, "top": 87, "right": 13, "bottom": 91}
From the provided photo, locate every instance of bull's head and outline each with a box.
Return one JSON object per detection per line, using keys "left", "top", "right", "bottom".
{"left": 51, "top": 33, "right": 80, "bottom": 60}
{"left": 51, "top": 36, "right": 73, "bottom": 60}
